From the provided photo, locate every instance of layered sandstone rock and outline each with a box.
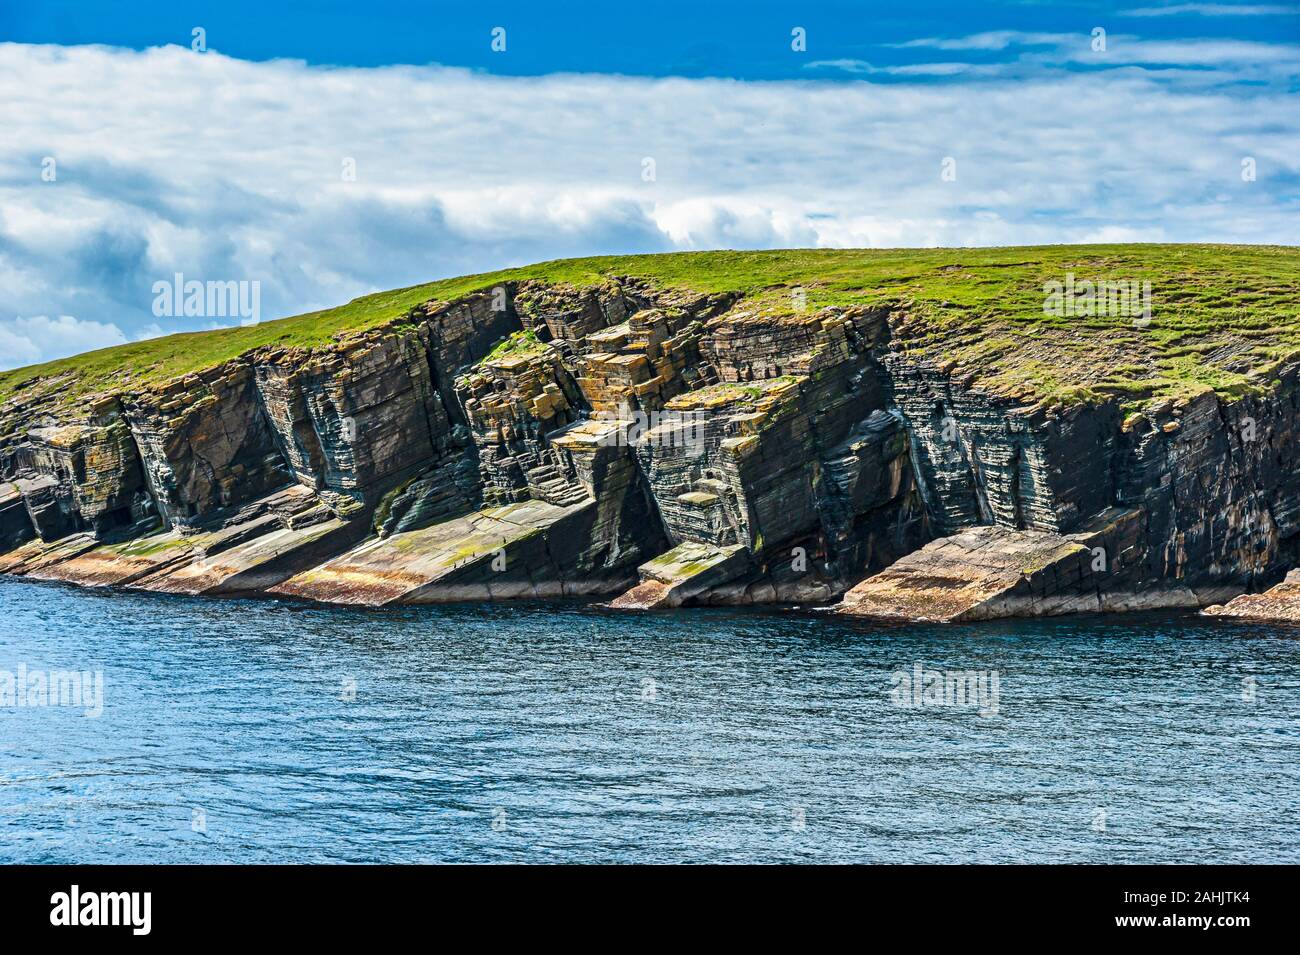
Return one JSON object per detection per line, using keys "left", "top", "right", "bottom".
{"left": 124, "top": 366, "right": 290, "bottom": 528}
{"left": 10, "top": 485, "right": 360, "bottom": 594}
{"left": 608, "top": 541, "right": 751, "bottom": 609}
{"left": 611, "top": 305, "right": 927, "bottom": 605}
{"left": 835, "top": 510, "right": 1194, "bottom": 622}
{"left": 271, "top": 498, "right": 624, "bottom": 605}
{"left": 2, "top": 262, "right": 1298, "bottom": 620}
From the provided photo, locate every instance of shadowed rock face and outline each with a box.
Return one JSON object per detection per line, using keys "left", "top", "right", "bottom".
{"left": 3, "top": 269, "right": 1300, "bottom": 618}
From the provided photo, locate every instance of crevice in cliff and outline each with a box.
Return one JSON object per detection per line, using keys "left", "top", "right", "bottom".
{"left": 966, "top": 440, "right": 994, "bottom": 525}
{"left": 893, "top": 400, "right": 943, "bottom": 534}
{"left": 1008, "top": 444, "right": 1025, "bottom": 530}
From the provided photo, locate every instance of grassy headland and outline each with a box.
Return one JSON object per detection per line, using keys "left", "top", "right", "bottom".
{"left": 2, "top": 244, "right": 1297, "bottom": 413}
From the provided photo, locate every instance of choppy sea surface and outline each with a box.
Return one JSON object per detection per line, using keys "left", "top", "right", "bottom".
{"left": 1, "top": 575, "right": 1297, "bottom": 864}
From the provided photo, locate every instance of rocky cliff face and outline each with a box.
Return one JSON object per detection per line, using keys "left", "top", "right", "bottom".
{"left": 4, "top": 255, "right": 1300, "bottom": 620}
{"left": 839, "top": 353, "right": 1300, "bottom": 620}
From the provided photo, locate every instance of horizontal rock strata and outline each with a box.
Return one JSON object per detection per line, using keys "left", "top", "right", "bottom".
{"left": 3, "top": 264, "right": 1299, "bottom": 621}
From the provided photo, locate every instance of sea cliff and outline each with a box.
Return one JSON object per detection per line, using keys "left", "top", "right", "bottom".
{"left": 4, "top": 245, "right": 1300, "bottom": 622}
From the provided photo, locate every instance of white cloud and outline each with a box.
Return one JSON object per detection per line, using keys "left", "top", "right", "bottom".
{"left": 807, "top": 59, "right": 983, "bottom": 76}
{"left": 886, "top": 30, "right": 1300, "bottom": 70}
{"left": 805, "top": 58, "right": 880, "bottom": 74}
{"left": 0, "top": 41, "right": 1297, "bottom": 367}
{"left": 1122, "top": 4, "right": 1298, "bottom": 16}
{"left": 0, "top": 315, "right": 128, "bottom": 370}
{"left": 892, "top": 31, "right": 1072, "bottom": 51}
{"left": 1077, "top": 37, "right": 1300, "bottom": 65}
{"left": 133, "top": 323, "right": 166, "bottom": 341}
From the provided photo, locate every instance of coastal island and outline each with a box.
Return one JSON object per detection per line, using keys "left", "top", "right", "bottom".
{"left": 3, "top": 245, "right": 1299, "bottom": 623}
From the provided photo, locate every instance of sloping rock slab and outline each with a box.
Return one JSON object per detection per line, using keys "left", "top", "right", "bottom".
{"left": 609, "top": 541, "right": 751, "bottom": 609}
{"left": 132, "top": 516, "right": 360, "bottom": 595}
{"left": 1203, "top": 570, "right": 1300, "bottom": 623}
{"left": 16, "top": 485, "right": 351, "bottom": 593}
{"left": 26, "top": 530, "right": 197, "bottom": 588}
{"left": 270, "top": 499, "right": 601, "bottom": 606}
{"left": 836, "top": 525, "right": 1101, "bottom": 622}
{"left": 0, "top": 534, "right": 101, "bottom": 577}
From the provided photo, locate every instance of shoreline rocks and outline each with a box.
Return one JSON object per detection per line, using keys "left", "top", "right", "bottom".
{"left": 1203, "top": 570, "right": 1300, "bottom": 623}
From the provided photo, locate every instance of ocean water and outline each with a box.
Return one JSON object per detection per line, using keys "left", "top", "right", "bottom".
{"left": 0, "top": 575, "right": 1297, "bottom": 864}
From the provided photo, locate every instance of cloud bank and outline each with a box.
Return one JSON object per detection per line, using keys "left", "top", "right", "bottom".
{"left": 0, "top": 40, "right": 1297, "bottom": 367}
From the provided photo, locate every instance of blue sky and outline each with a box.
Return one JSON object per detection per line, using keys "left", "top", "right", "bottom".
{"left": 1, "top": 1, "right": 1298, "bottom": 367}
{"left": 4, "top": 1, "right": 1296, "bottom": 77}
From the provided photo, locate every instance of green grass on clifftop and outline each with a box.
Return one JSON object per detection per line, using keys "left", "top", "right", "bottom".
{"left": 2, "top": 245, "right": 1298, "bottom": 412}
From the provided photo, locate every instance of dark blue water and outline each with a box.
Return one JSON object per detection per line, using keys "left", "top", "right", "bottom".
{"left": 1, "top": 576, "right": 1297, "bottom": 864}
